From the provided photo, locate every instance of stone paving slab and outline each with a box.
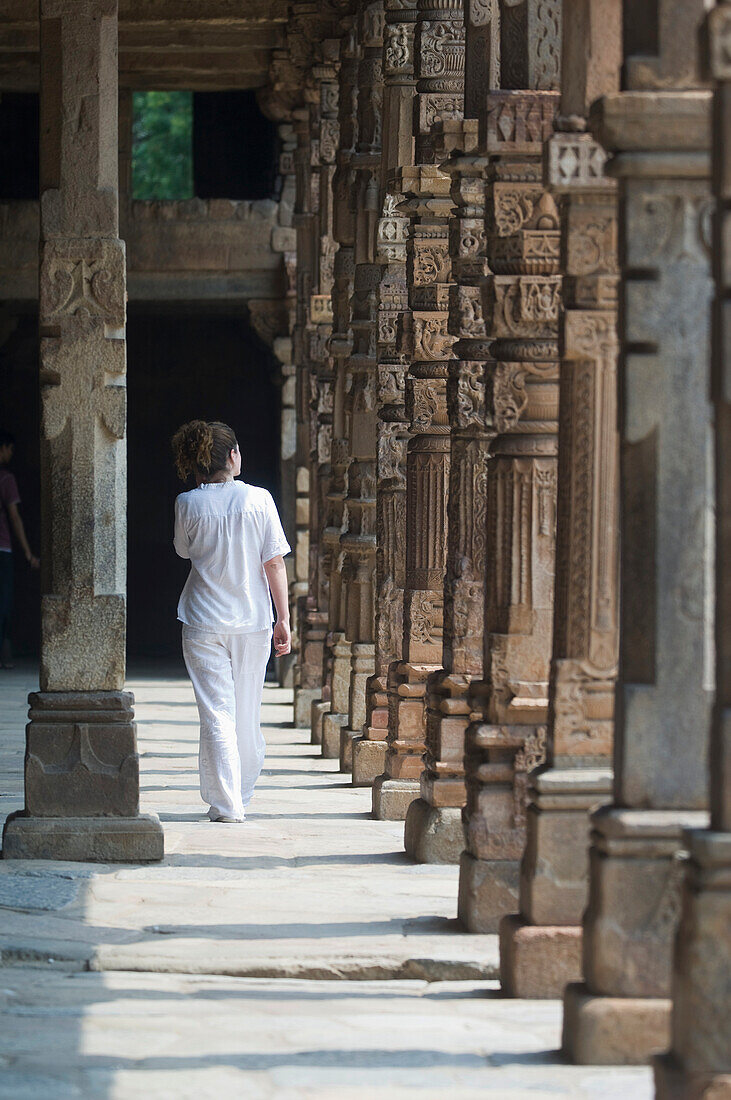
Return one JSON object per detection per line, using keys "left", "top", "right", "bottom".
{"left": 0, "top": 970, "right": 652, "bottom": 1100}
{"left": 0, "top": 668, "right": 498, "bottom": 979}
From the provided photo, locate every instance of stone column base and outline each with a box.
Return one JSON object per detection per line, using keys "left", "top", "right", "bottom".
{"left": 562, "top": 982, "right": 671, "bottom": 1065}
{"left": 654, "top": 1054, "right": 731, "bottom": 1099}
{"left": 321, "top": 712, "right": 347, "bottom": 758}
{"left": 352, "top": 737, "right": 387, "bottom": 787}
{"left": 339, "top": 727, "right": 358, "bottom": 772}
{"left": 457, "top": 850, "right": 519, "bottom": 932}
{"left": 294, "top": 687, "right": 320, "bottom": 730}
{"left": 2, "top": 812, "right": 164, "bottom": 863}
{"left": 372, "top": 775, "right": 419, "bottom": 820}
{"left": 499, "top": 914, "right": 582, "bottom": 998}
{"left": 404, "top": 799, "right": 465, "bottom": 863}
{"left": 310, "top": 699, "right": 329, "bottom": 745}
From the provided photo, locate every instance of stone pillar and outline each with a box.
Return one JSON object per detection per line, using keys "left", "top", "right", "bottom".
{"left": 295, "top": 50, "right": 340, "bottom": 730}
{"left": 499, "top": 0, "right": 621, "bottom": 998}
{"left": 562, "top": 0, "right": 714, "bottom": 1065}
{"left": 352, "top": 0, "right": 416, "bottom": 787}
{"left": 404, "top": 121, "right": 489, "bottom": 861}
{"left": 291, "top": 106, "right": 319, "bottom": 700}
{"left": 373, "top": 0, "right": 465, "bottom": 821}
{"left": 3, "top": 0, "right": 163, "bottom": 862}
{"left": 457, "top": 0, "right": 562, "bottom": 929}
{"left": 317, "top": 19, "right": 360, "bottom": 758}
{"left": 656, "top": 9, "right": 731, "bottom": 1092}
{"left": 404, "top": 0, "right": 499, "bottom": 859}
{"left": 339, "top": 0, "right": 384, "bottom": 773}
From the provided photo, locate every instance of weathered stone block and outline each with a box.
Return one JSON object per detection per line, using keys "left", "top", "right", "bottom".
{"left": 583, "top": 808, "right": 709, "bottom": 999}
{"left": 294, "top": 687, "right": 319, "bottom": 729}
{"left": 310, "top": 699, "right": 329, "bottom": 746}
{"left": 499, "top": 915, "right": 582, "bottom": 999}
{"left": 352, "top": 738, "right": 387, "bottom": 787}
{"left": 2, "top": 813, "right": 164, "bottom": 863}
{"left": 404, "top": 799, "right": 465, "bottom": 863}
{"left": 372, "top": 776, "right": 419, "bottom": 821}
{"left": 24, "top": 692, "right": 140, "bottom": 818}
{"left": 520, "top": 768, "right": 612, "bottom": 927}
{"left": 339, "top": 727, "right": 357, "bottom": 773}
{"left": 457, "top": 850, "right": 519, "bottom": 933}
{"left": 322, "top": 713, "right": 346, "bottom": 759}
{"left": 562, "top": 982, "right": 671, "bottom": 1066}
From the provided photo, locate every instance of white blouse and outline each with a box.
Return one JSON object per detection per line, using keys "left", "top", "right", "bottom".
{"left": 174, "top": 480, "right": 291, "bottom": 633}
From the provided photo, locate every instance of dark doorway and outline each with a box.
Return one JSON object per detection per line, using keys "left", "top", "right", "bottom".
{"left": 193, "top": 91, "right": 278, "bottom": 200}
{"left": 126, "top": 306, "right": 281, "bottom": 664}
{"left": 0, "top": 94, "right": 39, "bottom": 200}
{"left": 0, "top": 308, "right": 41, "bottom": 658}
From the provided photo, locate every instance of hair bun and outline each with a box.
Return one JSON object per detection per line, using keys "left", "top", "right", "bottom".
{"left": 171, "top": 419, "right": 238, "bottom": 482}
{"left": 172, "top": 420, "right": 213, "bottom": 479}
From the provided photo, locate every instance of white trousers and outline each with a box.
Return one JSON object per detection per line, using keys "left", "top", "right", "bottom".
{"left": 182, "top": 626, "right": 271, "bottom": 820}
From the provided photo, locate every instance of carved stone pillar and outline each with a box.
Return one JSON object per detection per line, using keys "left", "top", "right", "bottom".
{"left": 339, "top": 0, "right": 384, "bottom": 773}
{"left": 562, "top": 0, "right": 713, "bottom": 1065}
{"left": 656, "top": 9, "right": 731, "bottom": 1091}
{"left": 373, "top": 0, "right": 465, "bottom": 821}
{"left": 317, "top": 20, "right": 360, "bottom": 757}
{"left": 352, "top": 0, "right": 416, "bottom": 786}
{"left": 3, "top": 0, "right": 163, "bottom": 862}
{"left": 457, "top": 2, "right": 562, "bottom": 928}
{"left": 404, "top": 120, "right": 491, "bottom": 861}
{"left": 295, "top": 50, "right": 340, "bottom": 729}
{"left": 499, "top": 0, "right": 621, "bottom": 998}
{"left": 292, "top": 109, "right": 317, "bottom": 709}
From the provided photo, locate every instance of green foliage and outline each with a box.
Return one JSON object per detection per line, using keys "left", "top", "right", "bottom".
{"left": 132, "top": 91, "right": 193, "bottom": 201}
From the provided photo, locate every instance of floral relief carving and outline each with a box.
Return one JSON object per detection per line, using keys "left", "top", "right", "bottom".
{"left": 420, "top": 20, "right": 466, "bottom": 79}
{"left": 385, "top": 22, "right": 412, "bottom": 71}
{"left": 42, "top": 253, "right": 124, "bottom": 323}
{"left": 492, "top": 362, "right": 528, "bottom": 434}
{"left": 409, "top": 590, "right": 439, "bottom": 646}
{"left": 492, "top": 276, "right": 560, "bottom": 337}
{"left": 413, "top": 242, "right": 452, "bottom": 285}
{"left": 413, "top": 315, "right": 455, "bottom": 361}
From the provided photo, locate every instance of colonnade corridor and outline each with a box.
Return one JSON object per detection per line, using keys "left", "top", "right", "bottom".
{"left": 0, "top": 663, "right": 651, "bottom": 1098}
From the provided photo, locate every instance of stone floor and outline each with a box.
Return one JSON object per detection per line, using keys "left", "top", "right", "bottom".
{"left": 0, "top": 663, "right": 653, "bottom": 1098}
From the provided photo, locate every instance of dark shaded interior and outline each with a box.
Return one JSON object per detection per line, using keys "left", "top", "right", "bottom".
{"left": 193, "top": 91, "right": 279, "bottom": 200}
{"left": 0, "top": 307, "right": 281, "bottom": 663}
{"left": 0, "top": 94, "right": 39, "bottom": 200}
{"left": 0, "top": 90, "right": 280, "bottom": 204}
{"left": 126, "top": 306, "right": 281, "bottom": 662}
{"left": 0, "top": 308, "right": 41, "bottom": 657}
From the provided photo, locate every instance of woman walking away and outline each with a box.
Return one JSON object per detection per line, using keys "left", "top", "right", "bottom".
{"left": 172, "top": 420, "right": 291, "bottom": 823}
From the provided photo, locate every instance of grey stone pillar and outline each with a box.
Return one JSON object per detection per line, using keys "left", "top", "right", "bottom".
{"left": 562, "top": 0, "right": 713, "bottom": 1065}
{"left": 499, "top": 0, "right": 621, "bottom": 999}
{"left": 655, "top": 3, "right": 731, "bottom": 1094}
{"left": 3, "top": 0, "right": 163, "bottom": 862}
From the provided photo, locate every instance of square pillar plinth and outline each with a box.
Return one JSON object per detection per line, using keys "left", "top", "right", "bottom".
{"left": 499, "top": 915, "right": 582, "bottom": 999}
{"left": 563, "top": 807, "right": 708, "bottom": 1064}
{"left": 457, "top": 850, "right": 520, "bottom": 933}
{"left": 352, "top": 735, "right": 387, "bottom": 786}
{"left": 2, "top": 692, "right": 163, "bottom": 863}
{"left": 404, "top": 799, "right": 466, "bottom": 863}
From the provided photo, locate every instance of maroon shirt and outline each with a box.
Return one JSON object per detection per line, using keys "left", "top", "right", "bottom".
{"left": 0, "top": 469, "right": 20, "bottom": 552}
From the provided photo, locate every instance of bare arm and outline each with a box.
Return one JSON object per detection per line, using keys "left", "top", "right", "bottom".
{"left": 263, "top": 554, "right": 291, "bottom": 655}
{"left": 7, "top": 502, "right": 39, "bottom": 568}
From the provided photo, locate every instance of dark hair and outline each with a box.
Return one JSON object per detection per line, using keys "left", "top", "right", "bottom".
{"left": 0, "top": 429, "right": 15, "bottom": 448}
{"left": 171, "top": 420, "right": 238, "bottom": 481}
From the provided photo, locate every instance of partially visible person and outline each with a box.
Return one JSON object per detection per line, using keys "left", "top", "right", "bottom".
{"left": 0, "top": 429, "right": 39, "bottom": 669}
